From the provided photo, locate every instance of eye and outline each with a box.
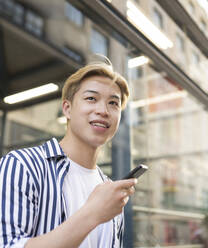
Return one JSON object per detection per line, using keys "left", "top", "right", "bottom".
{"left": 85, "top": 96, "right": 96, "bottom": 101}
{"left": 109, "top": 101, "right": 119, "bottom": 106}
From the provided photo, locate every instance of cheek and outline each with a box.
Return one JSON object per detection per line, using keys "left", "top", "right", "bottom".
{"left": 71, "top": 103, "right": 92, "bottom": 117}
{"left": 113, "top": 112, "right": 121, "bottom": 129}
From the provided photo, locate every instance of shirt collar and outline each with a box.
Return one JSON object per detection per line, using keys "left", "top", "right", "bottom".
{"left": 43, "top": 137, "right": 65, "bottom": 159}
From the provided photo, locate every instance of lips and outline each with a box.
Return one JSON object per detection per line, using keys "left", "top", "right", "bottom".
{"left": 90, "top": 120, "right": 110, "bottom": 128}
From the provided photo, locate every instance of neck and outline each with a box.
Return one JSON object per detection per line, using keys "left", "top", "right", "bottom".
{"left": 59, "top": 134, "right": 100, "bottom": 170}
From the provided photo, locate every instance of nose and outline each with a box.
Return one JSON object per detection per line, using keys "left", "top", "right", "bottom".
{"left": 95, "top": 101, "right": 109, "bottom": 117}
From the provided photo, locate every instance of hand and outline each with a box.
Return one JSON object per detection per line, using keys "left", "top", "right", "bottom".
{"left": 84, "top": 179, "right": 137, "bottom": 225}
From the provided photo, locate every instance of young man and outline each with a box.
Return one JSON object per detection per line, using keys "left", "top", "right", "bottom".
{"left": 0, "top": 59, "right": 137, "bottom": 247}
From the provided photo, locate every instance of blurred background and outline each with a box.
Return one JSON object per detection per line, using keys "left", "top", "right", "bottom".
{"left": 1, "top": 0, "right": 208, "bottom": 247}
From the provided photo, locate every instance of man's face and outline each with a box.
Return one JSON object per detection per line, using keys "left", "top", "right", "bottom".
{"left": 64, "top": 75, "right": 122, "bottom": 148}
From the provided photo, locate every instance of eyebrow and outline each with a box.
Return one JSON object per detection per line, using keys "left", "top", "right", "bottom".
{"left": 83, "top": 90, "right": 121, "bottom": 101}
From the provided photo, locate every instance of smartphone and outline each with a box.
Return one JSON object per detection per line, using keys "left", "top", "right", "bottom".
{"left": 122, "top": 164, "right": 148, "bottom": 179}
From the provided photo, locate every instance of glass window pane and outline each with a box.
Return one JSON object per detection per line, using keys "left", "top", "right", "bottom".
{"left": 128, "top": 57, "right": 207, "bottom": 246}
{"left": 0, "top": 0, "right": 3, "bottom": 11}
{"left": 13, "top": 3, "right": 24, "bottom": 25}
{"left": 176, "top": 33, "right": 185, "bottom": 51}
{"left": 4, "top": 99, "right": 65, "bottom": 153}
{"left": 90, "top": 28, "right": 108, "bottom": 56}
{"left": 3, "top": 0, "right": 14, "bottom": 16}
{"left": 188, "top": 1, "right": 195, "bottom": 15}
{"left": 200, "top": 19, "right": 206, "bottom": 32}
{"left": 153, "top": 8, "right": 163, "bottom": 29}
{"left": 25, "top": 10, "right": 43, "bottom": 36}
{"left": 65, "top": 1, "right": 84, "bottom": 26}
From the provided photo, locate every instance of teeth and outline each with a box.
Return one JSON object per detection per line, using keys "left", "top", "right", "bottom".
{"left": 92, "top": 123, "right": 107, "bottom": 128}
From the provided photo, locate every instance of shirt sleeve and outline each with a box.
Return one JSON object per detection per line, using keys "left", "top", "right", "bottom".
{"left": 0, "top": 154, "right": 38, "bottom": 247}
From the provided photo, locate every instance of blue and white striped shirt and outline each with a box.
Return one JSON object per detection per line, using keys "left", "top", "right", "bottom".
{"left": 0, "top": 138, "right": 124, "bottom": 247}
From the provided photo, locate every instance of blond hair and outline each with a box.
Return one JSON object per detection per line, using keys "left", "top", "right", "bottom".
{"left": 62, "top": 59, "right": 129, "bottom": 109}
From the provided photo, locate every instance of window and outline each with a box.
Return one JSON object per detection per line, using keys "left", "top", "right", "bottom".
{"left": 128, "top": 66, "right": 143, "bottom": 81}
{"left": 153, "top": 7, "right": 163, "bottom": 29}
{"left": 188, "top": 1, "right": 195, "bottom": 15}
{"left": 192, "top": 51, "right": 200, "bottom": 65}
{"left": 200, "top": 19, "right": 206, "bottom": 32}
{"left": 25, "top": 10, "right": 43, "bottom": 37}
{"left": 175, "top": 33, "right": 185, "bottom": 52}
{"left": 13, "top": 3, "right": 24, "bottom": 25}
{"left": 0, "top": 0, "right": 24, "bottom": 25}
{"left": 2, "top": 0, "right": 15, "bottom": 16}
{"left": 90, "top": 29, "right": 108, "bottom": 56}
{"left": 0, "top": 0, "right": 4, "bottom": 11}
{"left": 127, "top": 55, "right": 144, "bottom": 80}
{"left": 62, "top": 46, "right": 84, "bottom": 64}
{"left": 65, "top": 1, "right": 84, "bottom": 27}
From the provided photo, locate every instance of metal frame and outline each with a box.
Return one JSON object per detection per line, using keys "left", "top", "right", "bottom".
{"left": 0, "top": 110, "right": 7, "bottom": 157}
{"left": 0, "top": 23, "right": 8, "bottom": 98}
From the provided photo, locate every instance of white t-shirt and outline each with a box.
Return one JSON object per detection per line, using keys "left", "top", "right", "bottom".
{"left": 62, "top": 159, "right": 113, "bottom": 248}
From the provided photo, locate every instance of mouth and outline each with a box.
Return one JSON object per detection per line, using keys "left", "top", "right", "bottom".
{"left": 90, "top": 120, "right": 110, "bottom": 128}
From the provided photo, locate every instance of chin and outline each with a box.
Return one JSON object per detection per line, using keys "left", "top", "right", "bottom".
{"left": 89, "top": 139, "right": 107, "bottom": 148}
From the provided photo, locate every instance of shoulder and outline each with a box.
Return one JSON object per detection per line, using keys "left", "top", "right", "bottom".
{"left": 8, "top": 144, "right": 45, "bottom": 168}
{"left": 1, "top": 143, "right": 47, "bottom": 179}
{"left": 0, "top": 144, "right": 48, "bottom": 192}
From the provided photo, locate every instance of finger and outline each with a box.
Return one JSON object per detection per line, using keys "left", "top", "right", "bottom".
{"left": 100, "top": 180, "right": 111, "bottom": 185}
{"left": 121, "top": 186, "right": 135, "bottom": 198}
{"left": 123, "top": 196, "right": 129, "bottom": 205}
{"left": 128, "top": 186, "right": 135, "bottom": 195}
{"left": 115, "top": 179, "right": 138, "bottom": 189}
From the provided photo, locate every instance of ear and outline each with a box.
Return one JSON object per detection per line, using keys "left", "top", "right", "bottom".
{"left": 62, "top": 100, "right": 71, "bottom": 120}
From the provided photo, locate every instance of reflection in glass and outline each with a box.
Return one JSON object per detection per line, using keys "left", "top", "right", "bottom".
{"left": 90, "top": 28, "right": 108, "bottom": 56}
{"left": 126, "top": 0, "right": 173, "bottom": 50}
{"left": 175, "top": 33, "right": 185, "bottom": 52}
{"left": 200, "top": 18, "right": 206, "bottom": 32}
{"left": 196, "top": 0, "right": 208, "bottom": 15}
{"left": 2, "top": 0, "right": 15, "bottom": 16}
{"left": 188, "top": 1, "right": 195, "bottom": 15}
{"left": 25, "top": 10, "right": 43, "bottom": 36}
{"left": 13, "top": 3, "right": 24, "bottom": 25}
{"left": 128, "top": 49, "right": 208, "bottom": 245}
{"left": 4, "top": 99, "right": 65, "bottom": 153}
{"left": 65, "top": 1, "right": 84, "bottom": 27}
{"left": 152, "top": 7, "right": 164, "bottom": 30}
